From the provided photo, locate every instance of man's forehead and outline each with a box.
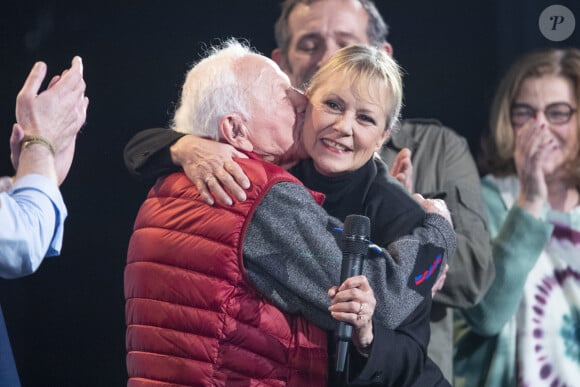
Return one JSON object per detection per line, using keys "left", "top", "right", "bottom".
{"left": 288, "top": 0, "right": 370, "bottom": 42}
{"left": 243, "top": 54, "right": 290, "bottom": 84}
{"left": 243, "top": 54, "right": 277, "bottom": 74}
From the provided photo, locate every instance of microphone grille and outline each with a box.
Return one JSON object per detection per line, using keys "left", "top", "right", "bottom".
{"left": 342, "top": 215, "right": 370, "bottom": 254}
{"left": 343, "top": 214, "right": 370, "bottom": 237}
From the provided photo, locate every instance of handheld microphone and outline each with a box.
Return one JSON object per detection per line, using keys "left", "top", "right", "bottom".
{"left": 336, "top": 214, "right": 370, "bottom": 373}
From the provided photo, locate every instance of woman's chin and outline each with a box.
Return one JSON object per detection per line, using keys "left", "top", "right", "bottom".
{"left": 313, "top": 161, "right": 344, "bottom": 177}
{"left": 543, "top": 163, "right": 569, "bottom": 181}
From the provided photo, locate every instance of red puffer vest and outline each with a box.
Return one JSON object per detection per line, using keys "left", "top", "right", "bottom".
{"left": 125, "top": 157, "right": 328, "bottom": 386}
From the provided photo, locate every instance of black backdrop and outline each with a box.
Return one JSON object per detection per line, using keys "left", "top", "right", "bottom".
{"left": 0, "top": 1, "right": 577, "bottom": 385}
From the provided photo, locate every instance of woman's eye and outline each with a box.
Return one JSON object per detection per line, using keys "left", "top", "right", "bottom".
{"left": 324, "top": 101, "right": 340, "bottom": 110}
{"left": 359, "top": 114, "right": 375, "bottom": 124}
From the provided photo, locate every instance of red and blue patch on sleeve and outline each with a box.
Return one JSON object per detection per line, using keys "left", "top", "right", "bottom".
{"left": 415, "top": 254, "right": 443, "bottom": 285}
{"left": 408, "top": 245, "right": 444, "bottom": 296}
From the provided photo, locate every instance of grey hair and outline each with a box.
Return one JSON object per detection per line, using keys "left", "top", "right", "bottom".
{"left": 171, "top": 39, "right": 257, "bottom": 140}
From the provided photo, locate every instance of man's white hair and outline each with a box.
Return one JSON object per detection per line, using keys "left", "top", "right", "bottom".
{"left": 171, "top": 39, "right": 256, "bottom": 140}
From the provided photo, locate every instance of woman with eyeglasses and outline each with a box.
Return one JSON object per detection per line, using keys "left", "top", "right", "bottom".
{"left": 453, "top": 48, "right": 580, "bottom": 387}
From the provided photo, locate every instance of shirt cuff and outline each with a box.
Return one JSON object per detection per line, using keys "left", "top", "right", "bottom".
{"left": 11, "top": 174, "right": 68, "bottom": 256}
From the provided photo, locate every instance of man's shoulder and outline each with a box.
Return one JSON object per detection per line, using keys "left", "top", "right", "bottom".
{"left": 399, "top": 118, "right": 466, "bottom": 143}
{"left": 238, "top": 157, "right": 300, "bottom": 186}
{"left": 389, "top": 118, "right": 471, "bottom": 160}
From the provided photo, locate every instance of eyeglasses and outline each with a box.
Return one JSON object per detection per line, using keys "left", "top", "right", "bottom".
{"left": 510, "top": 102, "right": 577, "bottom": 126}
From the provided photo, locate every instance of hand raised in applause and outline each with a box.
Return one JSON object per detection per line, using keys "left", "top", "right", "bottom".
{"left": 390, "top": 147, "right": 414, "bottom": 193}
{"left": 514, "top": 121, "right": 551, "bottom": 216}
{"left": 13, "top": 56, "right": 88, "bottom": 185}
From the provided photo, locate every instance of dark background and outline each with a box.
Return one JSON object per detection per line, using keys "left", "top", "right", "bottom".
{"left": 0, "top": 1, "right": 577, "bottom": 385}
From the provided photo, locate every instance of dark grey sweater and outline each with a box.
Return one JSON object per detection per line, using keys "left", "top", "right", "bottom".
{"left": 244, "top": 181, "right": 456, "bottom": 332}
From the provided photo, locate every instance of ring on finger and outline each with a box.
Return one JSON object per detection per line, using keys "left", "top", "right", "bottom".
{"left": 358, "top": 302, "right": 365, "bottom": 315}
{"left": 204, "top": 175, "right": 214, "bottom": 184}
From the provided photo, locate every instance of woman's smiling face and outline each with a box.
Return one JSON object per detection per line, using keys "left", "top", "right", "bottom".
{"left": 512, "top": 74, "right": 578, "bottom": 179}
{"left": 302, "top": 71, "right": 391, "bottom": 176}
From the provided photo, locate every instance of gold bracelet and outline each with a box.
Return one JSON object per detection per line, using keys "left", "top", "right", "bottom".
{"left": 22, "top": 135, "right": 55, "bottom": 156}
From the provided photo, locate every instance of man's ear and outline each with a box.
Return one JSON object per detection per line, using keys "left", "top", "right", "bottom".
{"left": 271, "top": 48, "right": 287, "bottom": 71}
{"left": 219, "top": 114, "right": 253, "bottom": 153}
{"left": 381, "top": 42, "right": 394, "bottom": 57}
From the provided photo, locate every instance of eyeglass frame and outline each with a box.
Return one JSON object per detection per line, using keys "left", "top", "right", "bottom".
{"left": 509, "top": 102, "right": 577, "bottom": 127}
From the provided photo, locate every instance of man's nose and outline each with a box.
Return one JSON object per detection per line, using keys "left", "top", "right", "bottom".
{"left": 289, "top": 88, "right": 307, "bottom": 112}
{"left": 317, "top": 41, "right": 340, "bottom": 68}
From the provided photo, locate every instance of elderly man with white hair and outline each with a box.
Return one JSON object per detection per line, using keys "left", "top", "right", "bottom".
{"left": 124, "top": 39, "right": 454, "bottom": 386}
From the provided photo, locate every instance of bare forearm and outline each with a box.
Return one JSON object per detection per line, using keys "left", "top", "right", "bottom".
{"left": 15, "top": 144, "right": 57, "bottom": 185}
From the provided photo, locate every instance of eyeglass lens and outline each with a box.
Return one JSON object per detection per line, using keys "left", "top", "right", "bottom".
{"left": 510, "top": 102, "right": 577, "bottom": 126}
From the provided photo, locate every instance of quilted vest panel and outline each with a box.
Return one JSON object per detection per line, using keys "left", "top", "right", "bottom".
{"left": 125, "top": 157, "right": 328, "bottom": 386}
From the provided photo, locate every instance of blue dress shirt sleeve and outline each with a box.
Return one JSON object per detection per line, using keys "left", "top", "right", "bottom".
{"left": 0, "top": 174, "right": 67, "bottom": 279}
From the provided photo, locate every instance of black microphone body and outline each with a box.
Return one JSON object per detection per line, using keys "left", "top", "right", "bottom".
{"left": 336, "top": 214, "right": 370, "bottom": 373}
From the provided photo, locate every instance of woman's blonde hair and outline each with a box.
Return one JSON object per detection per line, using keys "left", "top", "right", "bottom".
{"left": 306, "top": 44, "right": 403, "bottom": 132}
